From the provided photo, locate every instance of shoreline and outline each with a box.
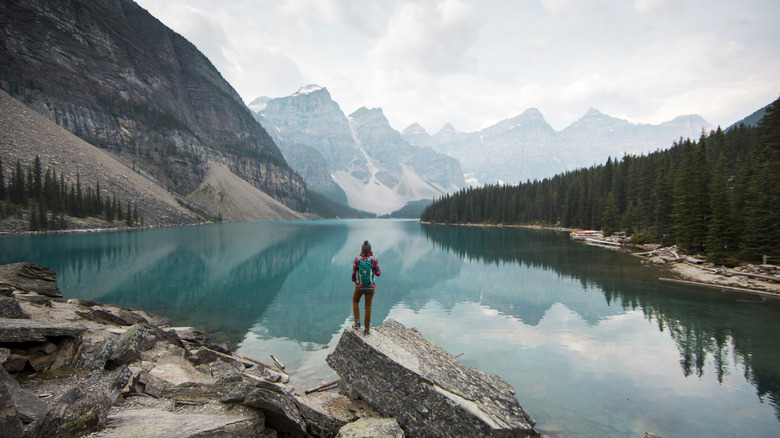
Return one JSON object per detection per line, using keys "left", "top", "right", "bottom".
{"left": 420, "top": 221, "right": 780, "bottom": 299}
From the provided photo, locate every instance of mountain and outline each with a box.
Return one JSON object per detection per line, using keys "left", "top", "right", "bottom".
{"left": 253, "top": 85, "right": 465, "bottom": 215}
{"left": 728, "top": 101, "right": 773, "bottom": 130}
{"left": 0, "top": 0, "right": 306, "bottom": 215}
{"left": 404, "top": 108, "right": 712, "bottom": 185}
{"left": 0, "top": 88, "right": 198, "bottom": 227}
{"left": 0, "top": 88, "right": 305, "bottom": 226}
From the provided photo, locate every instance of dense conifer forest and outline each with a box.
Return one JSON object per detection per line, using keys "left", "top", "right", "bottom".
{"left": 421, "top": 98, "right": 780, "bottom": 263}
{"left": 0, "top": 156, "right": 141, "bottom": 231}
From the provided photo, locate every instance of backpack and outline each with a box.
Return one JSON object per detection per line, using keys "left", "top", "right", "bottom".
{"left": 357, "top": 257, "right": 374, "bottom": 287}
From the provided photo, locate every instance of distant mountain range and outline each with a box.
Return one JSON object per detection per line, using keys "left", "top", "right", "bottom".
{"left": 251, "top": 86, "right": 465, "bottom": 215}
{"left": 403, "top": 108, "right": 712, "bottom": 185}
{"left": 252, "top": 86, "right": 713, "bottom": 211}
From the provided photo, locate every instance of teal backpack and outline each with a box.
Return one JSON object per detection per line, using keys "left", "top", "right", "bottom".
{"left": 357, "top": 258, "right": 374, "bottom": 287}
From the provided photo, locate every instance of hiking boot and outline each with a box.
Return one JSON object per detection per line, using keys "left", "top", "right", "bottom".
{"left": 364, "top": 326, "right": 370, "bottom": 335}
{"left": 353, "top": 321, "right": 361, "bottom": 329}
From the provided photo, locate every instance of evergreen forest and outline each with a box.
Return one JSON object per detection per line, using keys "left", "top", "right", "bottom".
{"left": 421, "top": 97, "right": 780, "bottom": 264}
{"left": 0, "top": 156, "right": 142, "bottom": 231}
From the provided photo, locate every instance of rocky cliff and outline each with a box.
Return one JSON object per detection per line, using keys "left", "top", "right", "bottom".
{"left": 254, "top": 86, "right": 465, "bottom": 215}
{"left": 0, "top": 0, "right": 306, "bottom": 211}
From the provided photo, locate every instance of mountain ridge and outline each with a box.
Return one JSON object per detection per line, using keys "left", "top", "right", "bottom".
{"left": 253, "top": 86, "right": 465, "bottom": 215}
{"left": 404, "top": 107, "right": 713, "bottom": 185}
{"left": 0, "top": 0, "right": 307, "bottom": 215}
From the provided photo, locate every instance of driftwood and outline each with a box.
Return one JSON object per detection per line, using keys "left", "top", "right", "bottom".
{"left": 239, "top": 354, "right": 280, "bottom": 372}
{"left": 585, "top": 238, "right": 621, "bottom": 247}
{"left": 454, "top": 353, "right": 464, "bottom": 359}
{"left": 270, "top": 354, "right": 286, "bottom": 372}
{"left": 202, "top": 347, "right": 281, "bottom": 372}
{"left": 659, "top": 277, "right": 779, "bottom": 298}
{"left": 305, "top": 378, "right": 341, "bottom": 395}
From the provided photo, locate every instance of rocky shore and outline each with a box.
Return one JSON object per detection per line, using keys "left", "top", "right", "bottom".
{"left": 1, "top": 262, "right": 540, "bottom": 437}
{"left": 632, "top": 245, "right": 780, "bottom": 297}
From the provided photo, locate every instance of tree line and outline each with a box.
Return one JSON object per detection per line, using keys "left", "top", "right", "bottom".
{"left": 421, "top": 97, "right": 780, "bottom": 264}
{"left": 0, "top": 156, "right": 142, "bottom": 231}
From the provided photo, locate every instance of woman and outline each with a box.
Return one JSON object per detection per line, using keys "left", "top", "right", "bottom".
{"left": 351, "top": 240, "right": 381, "bottom": 334}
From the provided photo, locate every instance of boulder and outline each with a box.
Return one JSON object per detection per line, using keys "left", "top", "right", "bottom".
{"left": 27, "top": 366, "right": 130, "bottom": 437}
{"left": 294, "top": 391, "right": 359, "bottom": 438}
{"left": 336, "top": 417, "right": 405, "bottom": 438}
{"left": 0, "top": 377, "right": 23, "bottom": 438}
{"left": 144, "top": 355, "right": 218, "bottom": 400}
{"left": 0, "top": 263, "right": 61, "bottom": 298}
{"left": 0, "top": 296, "right": 26, "bottom": 319}
{"left": 242, "top": 378, "right": 307, "bottom": 435}
{"left": 0, "top": 366, "right": 48, "bottom": 424}
{"left": 326, "top": 319, "right": 538, "bottom": 437}
{"left": 108, "top": 324, "right": 147, "bottom": 368}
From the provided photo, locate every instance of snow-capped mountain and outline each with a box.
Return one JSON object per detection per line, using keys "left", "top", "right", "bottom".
{"left": 252, "top": 85, "right": 465, "bottom": 215}
{"left": 404, "top": 108, "right": 712, "bottom": 185}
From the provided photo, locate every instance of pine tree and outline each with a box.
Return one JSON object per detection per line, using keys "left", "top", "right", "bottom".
{"left": 32, "top": 155, "right": 42, "bottom": 200}
{"left": 125, "top": 203, "right": 133, "bottom": 226}
{"left": 706, "top": 155, "right": 735, "bottom": 263}
{"left": 741, "top": 98, "right": 780, "bottom": 260}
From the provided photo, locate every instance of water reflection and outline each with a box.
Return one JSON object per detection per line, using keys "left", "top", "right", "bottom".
{"left": 421, "top": 224, "right": 780, "bottom": 422}
{"left": 1, "top": 220, "right": 779, "bottom": 431}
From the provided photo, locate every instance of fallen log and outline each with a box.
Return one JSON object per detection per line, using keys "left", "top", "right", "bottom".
{"left": 305, "top": 379, "right": 341, "bottom": 395}
{"left": 659, "top": 277, "right": 779, "bottom": 298}
{"left": 693, "top": 266, "right": 778, "bottom": 282}
{"left": 239, "top": 354, "right": 280, "bottom": 372}
{"left": 202, "top": 348, "right": 280, "bottom": 372}
{"left": 270, "top": 354, "right": 287, "bottom": 374}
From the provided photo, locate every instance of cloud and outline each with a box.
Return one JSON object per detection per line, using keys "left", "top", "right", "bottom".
{"left": 134, "top": 0, "right": 780, "bottom": 134}
{"left": 368, "top": 0, "right": 481, "bottom": 75}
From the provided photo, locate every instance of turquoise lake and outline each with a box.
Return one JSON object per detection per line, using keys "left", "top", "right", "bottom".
{"left": 1, "top": 219, "right": 779, "bottom": 437}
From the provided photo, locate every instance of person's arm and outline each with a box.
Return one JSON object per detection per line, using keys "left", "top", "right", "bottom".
{"left": 372, "top": 257, "right": 381, "bottom": 277}
{"left": 351, "top": 257, "right": 358, "bottom": 283}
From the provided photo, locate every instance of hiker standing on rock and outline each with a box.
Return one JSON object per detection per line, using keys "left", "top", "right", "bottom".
{"left": 352, "top": 240, "right": 381, "bottom": 335}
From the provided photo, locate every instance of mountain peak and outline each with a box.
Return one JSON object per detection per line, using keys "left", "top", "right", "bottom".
{"left": 437, "top": 122, "right": 457, "bottom": 135}
{"left": 293, "top": 84, "right": 325, "bottom": 95}
{"left": 402, "top": 122, "right": 428, "bottom": 136}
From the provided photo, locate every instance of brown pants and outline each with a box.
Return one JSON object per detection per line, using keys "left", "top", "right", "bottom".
{"left": 352, "top": 287, "right": 375, "bottom": 327}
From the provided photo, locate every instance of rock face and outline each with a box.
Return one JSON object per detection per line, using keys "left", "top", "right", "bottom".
{"left": 0, "top": 0, "right": 306, "bottom": 211}
{"left": 403, "top": 108, "right": 712, "bottom": 185}
{"left": 254, "top": 85, "right": 465, "bottom": 215}
{"left": 326, "top": 319, "right": 538, "bottom": 437}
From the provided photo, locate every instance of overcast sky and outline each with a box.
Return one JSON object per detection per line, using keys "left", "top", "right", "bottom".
{"left": 134, "top": 0, "right": 780, "bottom": 133}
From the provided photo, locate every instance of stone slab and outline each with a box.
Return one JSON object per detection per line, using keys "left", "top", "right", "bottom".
{"left": 0, "top": 318, "right": 85, "bottom": 343}
{"left": 96, "top": 408, "right": 264, "bottom": 437}
{"left": 327, "top": 319, "right": 538, "bottom": 437}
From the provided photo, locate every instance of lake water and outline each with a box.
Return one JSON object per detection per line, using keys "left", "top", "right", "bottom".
{"left": 1, "top": 219, "right": 779, "bottom": 437}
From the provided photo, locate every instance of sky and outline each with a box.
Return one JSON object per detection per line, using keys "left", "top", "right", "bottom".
{"left": 133, "top": 0, "right": 780, "bottom": 133}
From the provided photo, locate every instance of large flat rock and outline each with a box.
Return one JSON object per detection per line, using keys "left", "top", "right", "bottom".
{"left": 95, "top": 408, "right": 264, "bottom": 437}
{"left": 326, "top": 319, "right": 538, "bottom": 437}
{"left": 0, "top": 318, "right": 85, "bottom": 343}
{"left": 0, "top": 263, "right": 61, "bottom": 298}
